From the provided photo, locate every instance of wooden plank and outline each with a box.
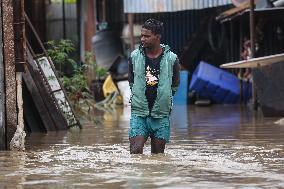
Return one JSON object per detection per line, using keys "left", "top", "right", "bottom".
{"left": 25, "top": 15, "right": 81, "bottom": 129}
{"left": 216, "top": 2, "right": 250, "bottom": 21}
{"left": 23, "top": 65, "right": 57, "bottom": 131}
{"left": 25, "top": 51, "right": 68, "bottom": 131}
{"left": 22, "top": 81, "right": 46, "bottom": 132}
{"left": 220, "top": 53, "right": 284, "bottom": 69}
{"left": 35, "top": 56, "right": 78, "bottom": 128}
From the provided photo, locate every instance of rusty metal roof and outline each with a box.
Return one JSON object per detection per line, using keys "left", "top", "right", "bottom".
{"left": 123, "top": 0, "right": 232, "bottom": 13}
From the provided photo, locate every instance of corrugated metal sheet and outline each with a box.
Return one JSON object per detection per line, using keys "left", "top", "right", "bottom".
{"left": 124, "top": 0, "right": 232, "bottom": 13}
{"left": 131, "top": 11, "right": 198, "bottom": 56}
{"left": 131, "top": 9, "right": 217, "bottom": 54}
{"left": 119, "top": 3, "right": 231, "bottom": 71}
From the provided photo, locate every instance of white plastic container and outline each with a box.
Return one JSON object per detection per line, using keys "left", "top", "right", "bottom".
{"left": 117, "top": 80, "right": 131, "bottom": 106}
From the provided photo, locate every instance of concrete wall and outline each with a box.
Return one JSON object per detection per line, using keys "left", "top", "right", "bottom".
{"left": 2, "top": 0, "right": 17, "bottom": 149}
{"left": 0, "top": 3, "right": 6, "bottom": 150}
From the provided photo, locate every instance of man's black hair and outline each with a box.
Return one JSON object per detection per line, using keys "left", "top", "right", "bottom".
{"left": 142, "top": 18, "right": 164, "bottom": 35}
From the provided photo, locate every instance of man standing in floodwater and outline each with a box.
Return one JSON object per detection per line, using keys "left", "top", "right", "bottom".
{"left": 128, "top": 18, "right": 180, "bottom": 154}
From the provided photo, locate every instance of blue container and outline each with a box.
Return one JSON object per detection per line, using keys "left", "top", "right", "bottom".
{"left": 189, "top": 61, "right": 247, "bottom": 104}
{"left": 173, "top": 71, "right": 189, "bottom": 105}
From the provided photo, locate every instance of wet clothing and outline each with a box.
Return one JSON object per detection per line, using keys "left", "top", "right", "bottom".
{"left": 129, "top": 114, "right": 170, "bottom": 143}
{"left": 128, "top": 44, "right": 180, "bottom": 142}
{"left": 129, "top": 53, "right": 180, "bottom": 112}
{"left": 128, "top": 44, "right": 180, "bottom": 117}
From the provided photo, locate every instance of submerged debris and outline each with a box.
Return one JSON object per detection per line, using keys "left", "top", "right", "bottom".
{"left": 274, "top": 118, "right": 284, "bottom": 125}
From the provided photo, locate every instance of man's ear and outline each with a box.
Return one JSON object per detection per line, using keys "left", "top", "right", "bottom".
{"left": 156, "top": 34, "right": 161, "bottom": 39}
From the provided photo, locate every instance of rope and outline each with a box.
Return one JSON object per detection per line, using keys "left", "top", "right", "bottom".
{"left": 10, "top": 72, "right": 26, "bottom": 151}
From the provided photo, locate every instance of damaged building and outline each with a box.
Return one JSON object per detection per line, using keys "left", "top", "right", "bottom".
{"left": 0, "top": 0, "right": 81, "bottom": 150}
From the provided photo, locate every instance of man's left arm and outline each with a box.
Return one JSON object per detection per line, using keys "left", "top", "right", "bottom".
{"left": 172, "top": 58, "right": 180, "bottom": 96}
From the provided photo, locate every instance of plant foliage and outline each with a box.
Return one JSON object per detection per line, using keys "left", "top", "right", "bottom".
{"left": 46, "top": 39, "right": 93, "bottom": 110}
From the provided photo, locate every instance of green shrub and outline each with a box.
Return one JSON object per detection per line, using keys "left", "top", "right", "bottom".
{"left": 46, "top": 39, "right": 93, "bottom": 110}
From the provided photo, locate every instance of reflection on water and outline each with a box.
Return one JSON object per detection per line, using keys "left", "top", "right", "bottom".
{"left": 1, "top": 105, "right": 284, "bottom": 188}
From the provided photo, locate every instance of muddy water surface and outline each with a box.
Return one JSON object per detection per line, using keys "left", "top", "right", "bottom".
{"left": 1, "top": 105, "right": 284, "bottom": 188}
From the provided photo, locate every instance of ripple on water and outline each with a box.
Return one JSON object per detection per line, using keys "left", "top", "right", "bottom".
{"left": 3, "top": 142, "right": 277, "bottom": 188}
{"left": 2, "top": 105, "right": 284, "bottom": 188}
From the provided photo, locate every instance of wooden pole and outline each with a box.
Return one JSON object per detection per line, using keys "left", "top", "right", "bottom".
{"left": 250, "top": 0, "right": 255, "bottom": 58}
{"left": 250, "top": 0, "right": 257, "bottom": 110}
{"left": 85, "top": 0, "right": 96, "bottom": 52}
{"left": 102, "top": 0, "right": 106, "bottom": 22}
{"left": 62, "top": 0, "right": 66, "bottom": 39}
{"left": 239, "top": 16, "right": 243, "bottom": 103}
{"left": 230, "top": 21, "right": 234, "bottom": 62}
{"left": 13, "top": 0, "right": 26, "bottom": 72}
{"left": 77, "top": 0, "right": 81, "bottom": 59}
{"left": 9, "top": 0, "right": 27, "bottom": 151}
{"left": 128, "top": 13, "right": 135, "bottom": 51}
{"left": 84, "top": 0, "right": 96, "bottom": 86}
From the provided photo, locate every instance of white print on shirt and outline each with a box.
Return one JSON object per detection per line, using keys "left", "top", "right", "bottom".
{"left": 145, "top": 65, "right": 158, "bottom": 86}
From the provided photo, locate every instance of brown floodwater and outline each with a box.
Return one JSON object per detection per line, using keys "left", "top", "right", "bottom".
{"left": 1, "top": 105, "right": 284, "bottom": 188}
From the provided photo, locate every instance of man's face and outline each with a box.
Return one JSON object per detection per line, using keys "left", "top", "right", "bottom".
{"left": 141, "top": 28, "right": 160, "bottom": 48}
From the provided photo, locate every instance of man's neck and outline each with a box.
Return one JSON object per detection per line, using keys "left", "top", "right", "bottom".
{"left": 145, "top": 44, "right": 163, "bottom": 59}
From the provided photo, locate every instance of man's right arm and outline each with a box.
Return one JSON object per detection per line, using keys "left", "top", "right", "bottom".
{"left": 128, "top": 58, "right": 134, "bottom": 91}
